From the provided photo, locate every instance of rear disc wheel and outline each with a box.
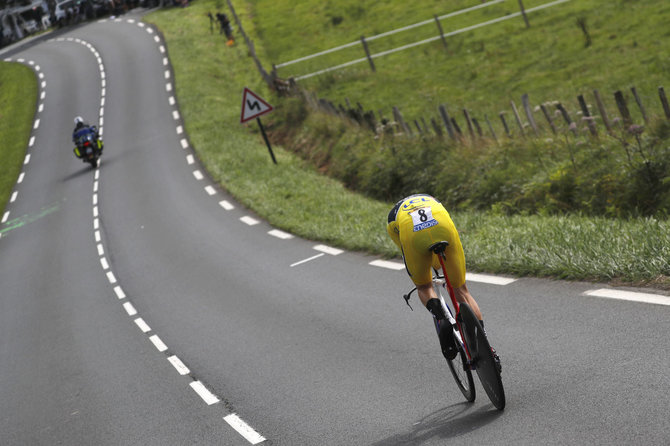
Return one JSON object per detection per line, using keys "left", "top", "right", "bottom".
{"left": 459, "top": 303, "right": 505, "bottom": 410}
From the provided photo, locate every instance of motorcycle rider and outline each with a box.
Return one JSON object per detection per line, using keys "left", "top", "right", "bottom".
{"left": 72, "top": 116, "right": 103, "bottom": 159}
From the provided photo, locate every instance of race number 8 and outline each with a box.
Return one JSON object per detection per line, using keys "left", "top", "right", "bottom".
{"left": 410, "top": 207, "right": 434, "bottom": 226}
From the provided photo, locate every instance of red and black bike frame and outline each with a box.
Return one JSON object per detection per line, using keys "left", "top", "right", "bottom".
{"left": 434, "top": 251, "right": 474, "bottom": 364}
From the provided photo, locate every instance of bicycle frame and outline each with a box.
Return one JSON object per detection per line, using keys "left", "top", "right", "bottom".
{"left": 433, "top": 252, "right": 474, "bottom": 366}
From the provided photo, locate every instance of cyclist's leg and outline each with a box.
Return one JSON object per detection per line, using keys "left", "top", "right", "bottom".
{"left": 454, "top": 283, "right": 483, "bottom": 321}
{"left": 429, "top": 209, "right": 484, "bottom": 320}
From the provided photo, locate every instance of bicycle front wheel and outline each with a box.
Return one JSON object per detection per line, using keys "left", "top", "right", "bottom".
{"left": 459, "top": 303, "right": 506, "bottom": 410}
{"left": 446, "top": 340, "right": 475, "bottom": 402}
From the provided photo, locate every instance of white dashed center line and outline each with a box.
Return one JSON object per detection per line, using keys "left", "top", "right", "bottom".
{"left": 190, "top": 381, "right": 220, "bottom": 405}
{"left": 123, "top": 302, "right": 138, "bottom": 316}
{"left": 134, "top": 317, "right": 151, "bottom": 333}
{"left": 168, "top": 355, "right": 190, "bottom": 375}
{"left": 149, "top": 334, "right": 168, "bottom": 352}
{"left": 114, "top": 286, "right": 126, "bottom": 299}
{"left": 224, "top": 414, "right": 267, "bottom": 445}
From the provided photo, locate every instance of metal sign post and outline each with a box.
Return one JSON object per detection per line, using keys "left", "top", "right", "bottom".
{"left": 240, "top": 87, "right": 277, "bottom": 164}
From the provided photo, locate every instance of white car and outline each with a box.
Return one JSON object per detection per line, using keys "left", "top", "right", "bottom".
{"left": 54, "top": 0, "right": 75, "bottom": 21}
{"left": 21, "top": 18, "right": 39, "bottom": 34}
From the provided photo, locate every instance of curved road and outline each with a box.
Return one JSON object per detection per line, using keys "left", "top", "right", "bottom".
{"left": 1, "top": 11, "right": 669, "bottom": 445}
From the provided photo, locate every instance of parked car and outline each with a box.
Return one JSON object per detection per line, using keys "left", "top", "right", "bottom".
{"left": 20, "top": 18, "right": 39, "bottom": 34}
{"left": 54, "top": 0, "right": 75, "bottom": 22}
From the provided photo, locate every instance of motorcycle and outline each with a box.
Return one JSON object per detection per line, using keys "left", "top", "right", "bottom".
{"left": 74, "top": 130, "right": 103, "bottom": 168}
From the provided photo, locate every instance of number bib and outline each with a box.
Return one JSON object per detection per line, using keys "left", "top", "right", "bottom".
{"left": 410, "top": 207, "right": 438, "bottom": 232}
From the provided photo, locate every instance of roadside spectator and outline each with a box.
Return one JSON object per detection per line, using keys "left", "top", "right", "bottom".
{"left": 216, "top": 12, "right": 233, "bottom": 43}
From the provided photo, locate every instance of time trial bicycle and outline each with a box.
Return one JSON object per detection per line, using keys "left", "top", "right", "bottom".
{"left": 403, "top": 241, "right": 505, "bottom": 410}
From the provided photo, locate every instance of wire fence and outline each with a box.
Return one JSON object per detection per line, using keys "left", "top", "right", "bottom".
{"left": 305, "top": 85, "right": 670, "bottom": 145}
{"left": 274, "top": 0, "right": 572, "bottom": 81}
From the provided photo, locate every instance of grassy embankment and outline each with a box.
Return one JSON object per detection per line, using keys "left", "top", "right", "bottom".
{"left": 144, "top": 0, "right": 669, "bottom": 288}
{"left": 0, "top": 63, "right": 37, "bottom": 216}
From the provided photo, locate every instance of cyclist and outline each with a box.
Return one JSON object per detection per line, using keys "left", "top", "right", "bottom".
{"left": 387, "top": 193, "right": 499, "bottom": 368}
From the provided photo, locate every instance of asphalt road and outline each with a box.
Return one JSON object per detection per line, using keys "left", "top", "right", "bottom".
{"left": 1, "top": 12, "right": 669, "bottom": 446}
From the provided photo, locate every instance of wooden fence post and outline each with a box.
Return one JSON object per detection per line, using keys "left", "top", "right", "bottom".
{"left": 511, "top": 100, "right": 526, "bottom": 137}
{"left": 439, "top": 105, "right": 456, "bottom": 140}
{"left": 485, "top": 115, "right": 499, "bottom": 144}
{"left": 577, "top": 94, "right": 597, "bottom": 136}
{"left": 593, "top": 89, "right": 612, "bottom": 133}
{"left": 522, "top": 93, "right": 539, "bottom": 136}
{"left": 463, "top": 109, "right": 476, "bottom": 140}
{"left": 631, "top": 87, "right": 648, "bottom": 124}
{"left": 540, "top": 103, "right": 557, "bottom": 134}
{"left": 431, "top": 118, "right": 443, "bottom": 137}
{"left": 518, "top": 0, "right": 530, "bottom": 28}
{"left": 556, "top": 103, "right": 578, "bottom": 135}
{"left": 435, "top": 15, "right": 448, "bottom": 51}
{"left": 499, "top": 112, "right": 511, "bottom": 137}
{"left": 614, "top": 90, "right": 632, "bottom": 127}
{"left": 451, "top": 118, "right": 463, "bottom": 136}
{"left": 420, "top": 117, "right": 430, "bottom": 134}
{"left": 659, "top": 87, "right": 670, "bottom": 120}
{"left": 360, "top": 36, "right": 376, "bottom": 73}
{"left": 472, "top": 118, "right": 483, "bottom": 137}
{"left": 393, "top": 106, "right": 411, "bottom": 135}
{"left": 414, "top": 120, "right": 424, "bottom": 135}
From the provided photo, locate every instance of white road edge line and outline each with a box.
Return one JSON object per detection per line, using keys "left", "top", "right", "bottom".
{"left": 314, "top": 244, "right": 343, "bottom": 255}
{"left": 219, "top": 200, "right": 234, "bottom": 210}
{"left": 584, "top": 289, "right": 670, "bottom": 306}
{"left": 369, "top": 259, "right": 405, "bottom": 270}
{"left": 240, "top": 216, "right": 260, "bottom": 226}
{"left": 223, "top": 414, "right": 266, "bottom": 445}
{"left": 466, "top": 273, "right": 517, "bottom": 285}
{"left": 189, "top": 381, "right": 220, "bottom": 405}
{"left": 268, "top": 229, "right": 293, "bottom": 239}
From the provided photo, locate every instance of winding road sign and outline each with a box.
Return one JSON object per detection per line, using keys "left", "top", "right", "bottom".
{"left": 240, "top": 87, "right": 273, "bottom": 123}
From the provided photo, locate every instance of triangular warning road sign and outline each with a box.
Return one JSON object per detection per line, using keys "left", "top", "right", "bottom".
{"left": 240, "top": 87, "right": 274, "bottom": 123}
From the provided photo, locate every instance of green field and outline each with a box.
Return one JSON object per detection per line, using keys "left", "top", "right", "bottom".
{"left": 255, "top": 0, "right": 670, "bottom": 123}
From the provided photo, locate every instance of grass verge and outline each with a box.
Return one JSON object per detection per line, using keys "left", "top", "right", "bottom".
{"left": 0, "top": 62, "right": 37, "bottom": 216}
